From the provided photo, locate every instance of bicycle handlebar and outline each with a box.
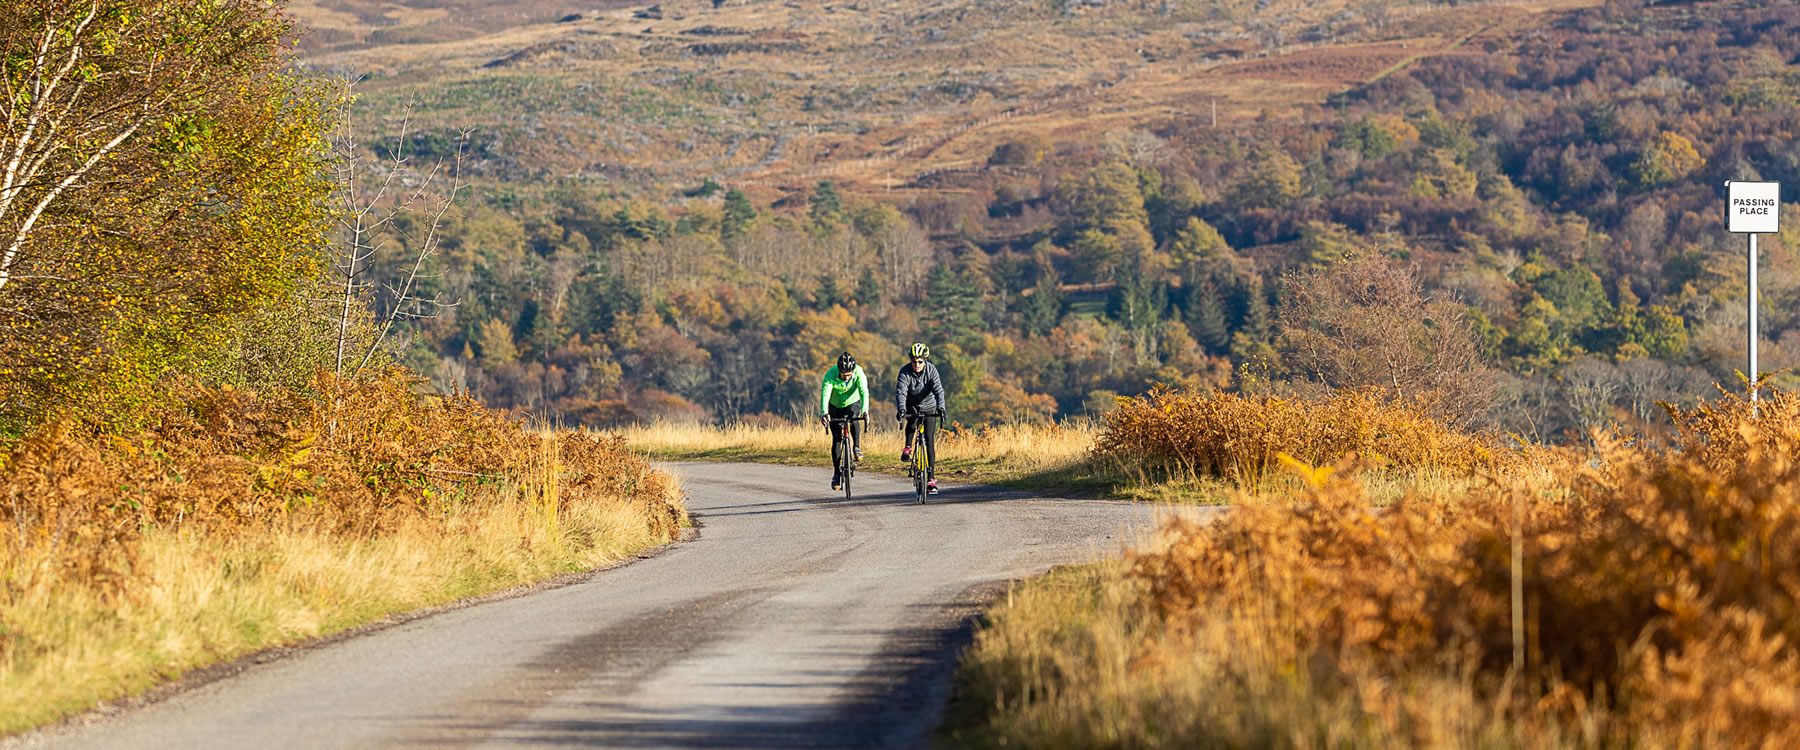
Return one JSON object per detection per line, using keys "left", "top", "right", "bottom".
{"left": 826, "top": 414, "right": 868, "bottom": 422}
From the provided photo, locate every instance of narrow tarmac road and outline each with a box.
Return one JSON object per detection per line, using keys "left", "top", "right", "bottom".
{"left": 24, "top": 463, "right": 1205, "bottom": 749}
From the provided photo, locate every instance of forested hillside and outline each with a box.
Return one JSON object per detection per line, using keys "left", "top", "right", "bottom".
{"left": 328, "top": 0, "right": 1799, "bottom": 440}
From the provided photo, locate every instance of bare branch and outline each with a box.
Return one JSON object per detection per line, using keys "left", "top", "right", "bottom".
{"left": 352, "top": 133, "right": 470, "bottom": 375}
{"left": 1276, "top": 251, "right": 1496, "bottom": 426}
{"left": 324, "top": 84, "right": 467, "bottom": 381}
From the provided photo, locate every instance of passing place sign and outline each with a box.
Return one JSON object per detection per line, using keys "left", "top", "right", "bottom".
{"left": 1728, "top": 181, "right": 1781, "bottom": 234}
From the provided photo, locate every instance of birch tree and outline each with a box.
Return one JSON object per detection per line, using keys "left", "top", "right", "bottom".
{"left": 0, "top": 0, "right": 332, "bottom": 426}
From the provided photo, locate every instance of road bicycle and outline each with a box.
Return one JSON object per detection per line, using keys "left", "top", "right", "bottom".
{"left": 829, "top": 413, "right": 866, "bottom": 500}
{"left": 903, "top": 410, "right": 940, "bottom": 504}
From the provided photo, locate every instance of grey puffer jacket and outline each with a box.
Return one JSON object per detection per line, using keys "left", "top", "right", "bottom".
{"left": 895, "top": 361, "right": 947, "bottom": 416}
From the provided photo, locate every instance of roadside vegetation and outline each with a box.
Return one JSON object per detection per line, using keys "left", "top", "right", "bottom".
{"left": 0, "top": 0, "right": 685, "bottom": 734}
{"left": 0, "top": 373, "right": 684, "bottom": 733}
{"left": 942, "top": 385, "right": 1800, "bottom": 747}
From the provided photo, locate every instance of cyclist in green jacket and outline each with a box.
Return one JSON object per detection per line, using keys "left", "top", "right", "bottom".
{"left": 819, "top": 351, "right": 870, "bottom": 490}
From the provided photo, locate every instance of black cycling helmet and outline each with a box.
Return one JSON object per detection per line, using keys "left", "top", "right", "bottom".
{"left": 908, "top": 342, "right": 930, "bottom": 359}
{"left": 837, "top": 351, "right": 856, "bottom": 375}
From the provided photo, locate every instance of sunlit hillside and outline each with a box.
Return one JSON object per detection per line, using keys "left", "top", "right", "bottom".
{"left": 291, "top": 0, "right": 1591, "bottom": 196}
{"left": 288, "top": 0, "right": 642, "bottom": 53}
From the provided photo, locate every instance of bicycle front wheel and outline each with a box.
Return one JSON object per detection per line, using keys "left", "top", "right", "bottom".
{"left": 841, "top": 434, "right": 854, "bottom": 500}
{"left": 914, "top": 430, "right": 927, "bottom": 504}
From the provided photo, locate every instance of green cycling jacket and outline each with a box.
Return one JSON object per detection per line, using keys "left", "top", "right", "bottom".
{"left": 819, "top": 364, "right": 870, "bottom": 415}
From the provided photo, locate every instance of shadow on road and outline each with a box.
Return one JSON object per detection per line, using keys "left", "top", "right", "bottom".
{"left": 696, "top": 480, "right": 1044, "bottom": 519}
{"left": 390, "top": 593, "right": 1002, "bottom": 749}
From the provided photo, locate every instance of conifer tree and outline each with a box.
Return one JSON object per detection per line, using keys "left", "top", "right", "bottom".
{"left": 721, "top": 188, "right": 758, "bottom": 240}
{"left": 1193, "top": 286, "right": 1230, "bottom": 354}
{"left": 1110, "top": 268, "right": 1164, "bottom": 337}
{"left": 1170, "top": 216, "right": 1232, "bottom": 282}
{"left": 817, "top": 276, "right": 844, "bottom": 308}
{"left": 1070, "top": 228, "right": 1123, "bottom": 282}
{"left": 1021, "top": 274, "right": 1065, "bottom": 337}
{"left": 475, "top": 318, "right": 519, "bottom": 366}
{"left": 1233, "top": 148, "right": 1304, "bottom": 211}
{"left": 808, "top": 181, "right": 844, "bottom": 237}
{"left": 855, "top": 269, "right": 883, "bottom": 307}
{"left": 1234, "top": 276, "right": 1272, "bottom": 340}
{"left": 923, "top": 265, "right": 982, "bottom": 348}
{"left": 523, "top": 308, "right": 560, "bottom": 362}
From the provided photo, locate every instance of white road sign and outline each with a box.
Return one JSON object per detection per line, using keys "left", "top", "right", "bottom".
{"left": 1728, "top": 181, "right": 1781, "bottom": 234}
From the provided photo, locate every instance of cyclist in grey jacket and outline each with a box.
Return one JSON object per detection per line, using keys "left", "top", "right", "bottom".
{"left": 895, "top": 342, "right": 947, "bottom": 494}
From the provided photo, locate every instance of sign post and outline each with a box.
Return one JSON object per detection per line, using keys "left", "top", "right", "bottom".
{"left": 1727, "top": 180, "right": 1782, "bottom": 411}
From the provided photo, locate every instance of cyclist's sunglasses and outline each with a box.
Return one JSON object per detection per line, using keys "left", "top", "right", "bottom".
{"left": 911, "top": 357, "right": 925, "bottom": 364}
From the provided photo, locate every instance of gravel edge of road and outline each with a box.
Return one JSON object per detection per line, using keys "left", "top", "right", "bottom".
{"left": 1, "top": 522, "right": 703, "bottom": 747}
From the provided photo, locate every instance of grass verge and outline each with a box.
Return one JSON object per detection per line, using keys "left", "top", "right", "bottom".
{"left": 1, "top": 490, "right": 673, "bottom": 735}
{"left": 938, "top": 556, "right": 1530, "bottom": 749}
{"left": 940, "top": 387, "right": 1800, "bottom": 749}
{"left": 1, "top": 373, "right": 687, "bottom": 734}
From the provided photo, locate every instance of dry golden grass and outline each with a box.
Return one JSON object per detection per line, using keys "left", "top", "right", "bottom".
{"left": 619, "top": 415, "right": 1094, "bottom": 485}
{"left": 621, "top": 419, "right": 830, "bottom": 458}
{"left": 621, "top": 418, "right": 1103, "bottom": 491}
{"left": 944, "top": 557, "right": 1536, "bottom": 749}
{"left": 619, "top": 420, "right": 1130, "bottom": 496}
{"left": 946, "top": 386, "right": 1800, "bottom": 749}
{"left": 0, "top": 370, "right": 685, "bottom": 733}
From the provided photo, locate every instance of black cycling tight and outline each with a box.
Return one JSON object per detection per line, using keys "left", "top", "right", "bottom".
{"left": 825, "top": 404, "right": 863, "bottom": 469}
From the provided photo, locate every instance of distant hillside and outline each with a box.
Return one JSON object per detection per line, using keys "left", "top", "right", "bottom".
{"left": 289, "top": 0, "right": 646, "bottom": 53}
{"left": 294, "top": 0, "right": 1586, "bottom": 197}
